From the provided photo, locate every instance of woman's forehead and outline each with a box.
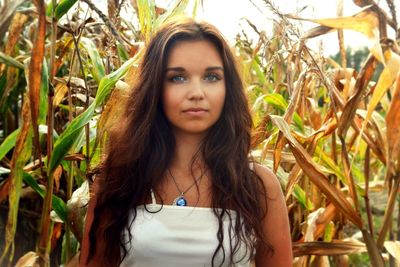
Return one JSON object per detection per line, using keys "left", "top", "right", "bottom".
{"left": 166, "top": 40, "right": 223, "bottom": 69}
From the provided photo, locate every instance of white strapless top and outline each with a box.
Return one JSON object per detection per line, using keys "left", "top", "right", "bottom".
{"left": 120, "top": 191, "right": 252, "bottom": 267}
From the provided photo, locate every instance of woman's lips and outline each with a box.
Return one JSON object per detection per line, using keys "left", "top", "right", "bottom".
{"left": 183, "top": 108, "right": 208, "bottom": 116}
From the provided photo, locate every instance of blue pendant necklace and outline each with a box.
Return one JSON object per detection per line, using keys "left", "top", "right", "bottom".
{"left": 168, "top": 168, "right": 203, "bottom": 207}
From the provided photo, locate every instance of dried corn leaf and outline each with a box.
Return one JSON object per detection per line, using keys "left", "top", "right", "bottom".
{"left": 28, "top": 0, "right": 46, "bottom": 163}
{"left": 302, "top": 25, "right": 334, "bottom": 39}
{"left": 67, "top": 180, "right": 90, "bottom": 242}
{"left": 337, "top": 55, "right": 377, "bottom": 137}
{"left": 285, "top": 121, "right": 336, "bottom": 200}
{"left": 15, "top": 251, "right": 40, "bottom": 267}
{"left": 285, "top": 164, "right": 303, "bottom": 201}
{"left": 386, "top": 73, "right": 400, "bottom": 174}
{"left": 305, "top": 208, "right": 325, "bottom": 242}
{"left": 274, "top": 71, "right": 307, "bottom": 172}
{"left": 0, "top": 0, "right": 25, "bottom": 38}
{"left": 97, "top": 82, "right": 129, "bottom": 144}
{"left": 0, "top": 98, "right": 32, "bottom": 265}
{"left": 293, "top": 239, "right": 367, "bottom": 257}
{"left": 2, "top": 12, "right": 28, "bottom": 106}
{"left": 362, "top": 229, "right": 385, "bottom": 266}
{"left": 4, "top": 12, "right": 28, "bottom": 57}
{"left": 314, "top": 203, "right": 338, "bottom": 241}
{"left": 378, "top": 179, "right": 400, "bottom": 249}
{"left": 270, "top": 115, "right": 362, "bottom": 228}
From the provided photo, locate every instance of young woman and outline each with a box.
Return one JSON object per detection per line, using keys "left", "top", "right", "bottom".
{"left": 80, "top": 18, "right": 292, "bottom": 267}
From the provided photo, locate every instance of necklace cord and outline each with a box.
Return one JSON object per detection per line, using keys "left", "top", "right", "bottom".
{"left": 168, "top": 168, "right": 204, "bottom": 195}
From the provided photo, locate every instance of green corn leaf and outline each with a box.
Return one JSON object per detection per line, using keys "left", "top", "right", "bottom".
{"left": 47, "top": 0, "right": 79, "bottom": 20}
{"left": 264, "top": 93, "right": 288, "bottom": 109}
{"left": 137, "top": 0, "right": 156, "bottom": 40}
{"left": 61, "top": 231, "right": 79, "bottom": 265}
{"left": 117, "top": 43, "right": 129, "bottom": 62}
{"left": 0, "top": 129, "right": 19, "bottom": 161}
{"left": 49, "top": 104, "right": 96, "bottom": 175}
{"left": 71, "top": 117, "right": 97, "bottom": 154}
{"left": 95, "top": 56, "right": 137, "bottom": 107}
{"left": 191, "top": 0, "right": 199, "bottom": 17}
{"left": 49, "top": 56, "right": 137, "bottom": 175}
{"left": 39, "top": 59, "right": 49, "bottom": 124}
{"left": 264, "top": 93, "right": 304, "bottom": 130}
{"left": 252, "top": 93, "right": 266, "bottom": 112}
{"left": 22, "top": 172, "right": 68, "bottom": 222}
{"left": 315, "top": 146, "right": 347, "bottom": 184}
{"left": 0, "top": 52, "right": 24, "bottom": 69}
{"left": 0, "top": 73, "right": 6, "bottom": 100}
{"left": 80, "top": 37, "right": 106, "bottom": 84}
{"left": 251, "top": 57, "right": 267, "bottom": 85}
{"left": 293, "top": 184, "right": 314, "bottom": 211}
{"left": 154, "top": 0, "right": 190, "bottom": 29}
{"left": 323, "top": 221, "right": 335, "bottom": 242}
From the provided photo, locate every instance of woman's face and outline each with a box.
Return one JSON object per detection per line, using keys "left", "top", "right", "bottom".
{"left": 162, "top": 40, "right": 226, "bottom": 137}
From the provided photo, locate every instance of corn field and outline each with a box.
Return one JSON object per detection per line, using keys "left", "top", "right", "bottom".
{"left": 0, "top": 0, "right": 399, "bottom": 266}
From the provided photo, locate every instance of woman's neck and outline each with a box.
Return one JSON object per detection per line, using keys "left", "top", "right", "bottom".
{"left": 170, "top": 131, "right": 205, "bottom": 174}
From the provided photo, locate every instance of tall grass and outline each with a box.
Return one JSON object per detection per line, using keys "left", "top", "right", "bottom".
{"left": 0, "top": 0, "right": 399, "bottom": 266}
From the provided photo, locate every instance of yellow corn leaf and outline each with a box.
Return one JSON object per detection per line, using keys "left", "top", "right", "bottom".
{"left": 384, "top": 241, "right": 400, "bottom": 265}
{"left": 53, "top": 83, "right": 68, "bottom": 107}
{"left": 311, "top": 9, "right": 376, "bottom": 37}
{"left": 362, "top": 50, "right": 400, "bottom": 138}
{"left": 290, "top": 7, "right": 383, "bottom": 62}
{"left": 313, "top": 9, "right": 382, "bottom": 62}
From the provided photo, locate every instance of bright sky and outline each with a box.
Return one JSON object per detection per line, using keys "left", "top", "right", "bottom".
{"left": 160, "top": 0, "right": 398, "bottom": 56}
{"left": 88, "top": 0, "right": 398, "bottom": 57}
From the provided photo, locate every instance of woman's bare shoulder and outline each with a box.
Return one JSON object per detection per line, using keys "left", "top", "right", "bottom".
{"left": 252, "top": 162, "right": 293, "bottom": 266}
{"left": 252, "top": 163, "right": 283, "bottom": 198}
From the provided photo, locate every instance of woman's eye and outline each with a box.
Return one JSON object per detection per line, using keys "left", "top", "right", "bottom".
{"left": 169, "top": 75, "right": 186, "bottom": 83}
{"left": 204, "top": 73, "right": 221, "bottom": 82}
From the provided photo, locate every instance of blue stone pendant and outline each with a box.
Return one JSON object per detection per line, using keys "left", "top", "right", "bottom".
{"left": 173, "top": 196, "right": 187, "bottom": 206}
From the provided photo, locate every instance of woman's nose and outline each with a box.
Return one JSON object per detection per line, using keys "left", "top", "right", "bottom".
{"left": 187, "top": 79, "right": 205, "bottom": 100}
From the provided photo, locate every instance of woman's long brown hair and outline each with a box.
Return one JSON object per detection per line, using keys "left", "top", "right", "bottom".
{"left": 86, "top": 18, "right": 272, "bottom": 266}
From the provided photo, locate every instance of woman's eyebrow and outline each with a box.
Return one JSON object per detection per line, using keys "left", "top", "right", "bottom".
{"left": 165, "top": 67, "right": 185, "bottom": 72}
{"left": 165, "top": 66, "right": 224, "bottom": 72}
{"left": 205, "top": 66, "right": 224, "bottom": 71}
